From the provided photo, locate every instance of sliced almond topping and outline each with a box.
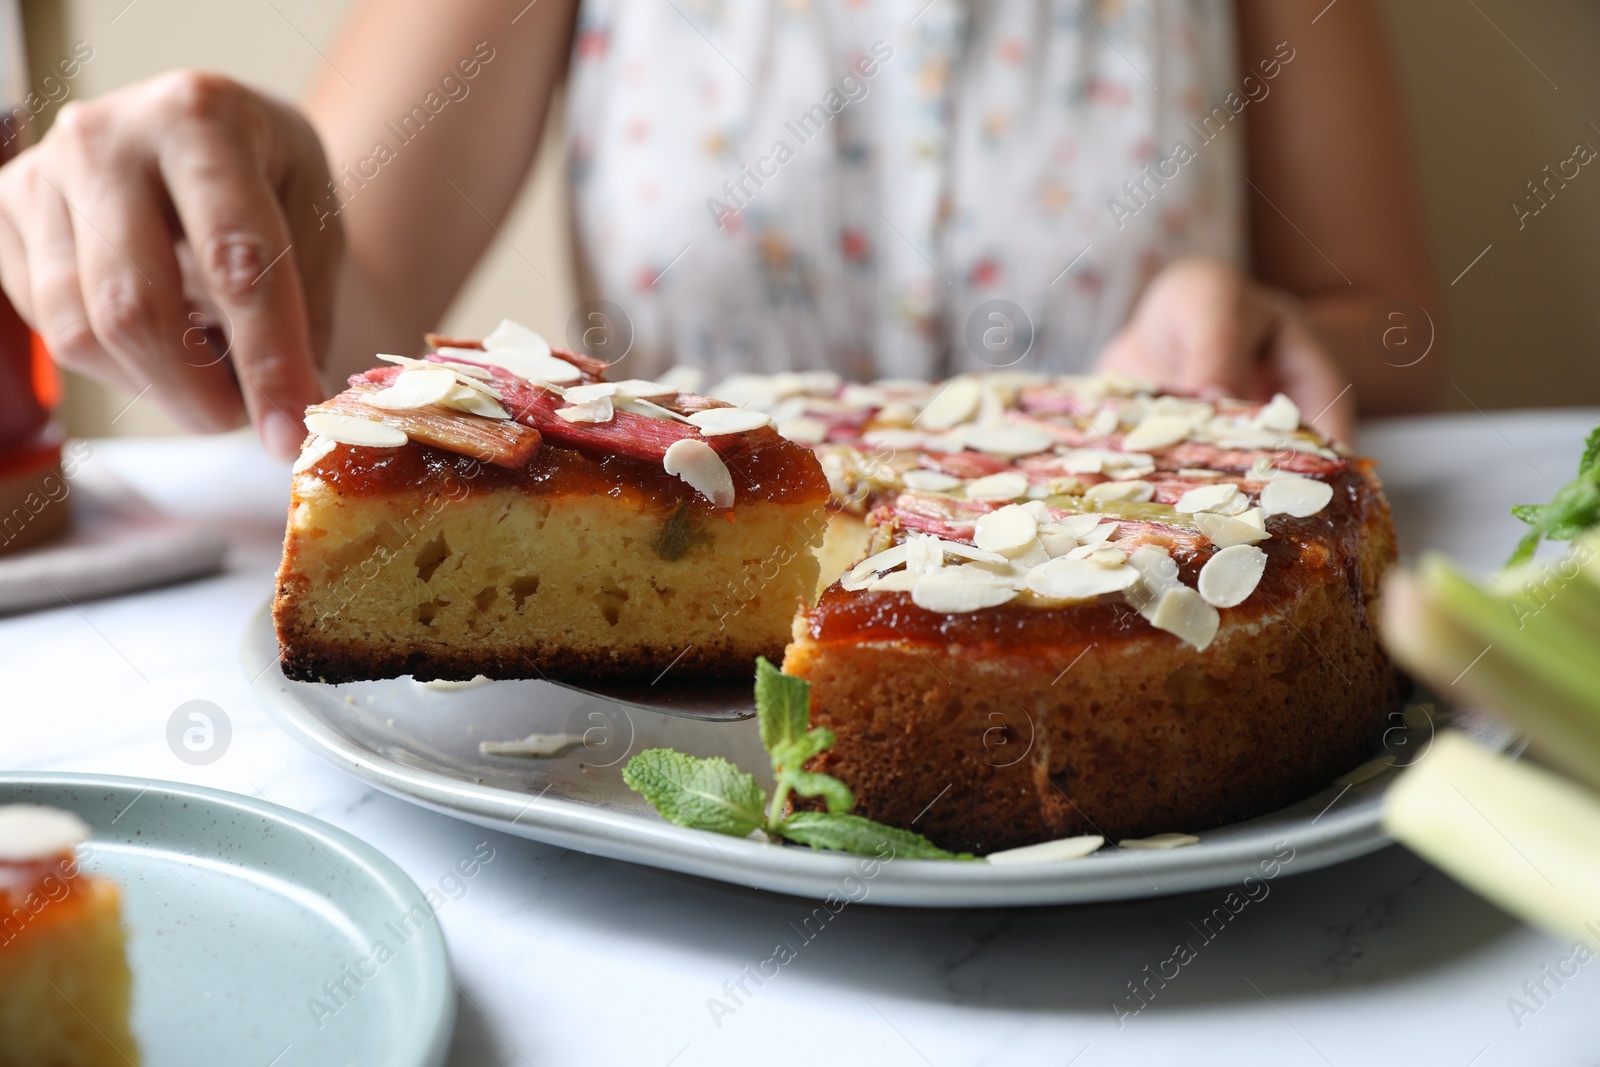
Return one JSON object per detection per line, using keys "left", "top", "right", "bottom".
{"left": 777, "top": 417, "right": 829, "bottom": 444}
{"left": 1121, "top": 414, "right": 1193, "bottom": 452}
{"left": 1058, "top": 449, "right": 1105, "bottom": 474}
{"left": 1237, "top": 507, "right": 1267, "bottom": 531}
{"left": 482, "top": 318, "right": 550, "bottom": 354}
{"left": 363, "top": 367, "right": 459, "bottom": 411}
{"left": 1259, "top": 474, "right": 1334, "bottom": 518}
{"left": 1039, "top": 527, "right": 1080, "bottom": 558}
{"left": 904, "top": 534, "right": 946, "bottom": 574}
{"left": 292, "top": 434, "right": 338, "bottom": 474}
{"left": 656, "top": 365, "right": 705, "bottom": 394}
{"left": 1197, "top": 544, "right": 1267, "bottom": 608}
{"left": 844, "top": 544, "right": 911, "bottom": 589}
{"left": 608, "top": 379, "right": 674, "bottom": 399}
{"left": 1086, "top": 546, "right": 1128, "bottom": 567}
{"left": 304, "top": 411, "right": 408, "bottom": 448}
{"left": 488, "top": 348, "right": 585, "bottom": 385}
{"left": 965, "top": 471, "right": 1030, "bottom": 502}
{"left": 939, "top": 541, "right": 1009, "bottom": 565}
{"left": 902, "top": 469, "right": 963, "bottom": 492}
{"left": 1091, "top": 407, "right": 1120, "bottom": 437}
{"left": 616, "top": 396, "right": 694, "bottom": 424}
{"left": 688, "top": 407, "right": 773, "bottom": 436}
{"left": 439, "top": 383, "right": 511, "bottom": 419}
{"left": 1254, "top": 392, "right": 1302, "bottom": 433}
{"left": 1193, "top": 511, "right": 1271, "bottom": 549}
{"left": 430, "top": 349, "right": 496, "bottom": 376}
{"left": 563, "top": 382, "right": 619, "bottom": 404}
{"left": 1174, "top": 482, "right": 1243, "bottom": 515}
{"left": 662, "top": 438, "right": 735, "bottom": 507}
{"left": 974, "top": 504, "right": 1039, "bottom": 556}
{"left": 0, "top": 805, "right": 91, "bottom": 862}
{"left": 1084, "top": 480, "right": 1154, "bottom": 504}
{"left": 1148, "top": 586, "right": 1220, "bottom": 651}
{"left": 1118, "top": 833, "right": 1200, "bottom": 850}
{"left": 915, "top": 378, "right": 982, "bottom": 430}
{"left": 910, "top": 567, "right": 1019, "bottom": 613}
{"left": 556, "top": 397, "right": 615, "bottom": 424}
{"left": 961, "top": 425, "right": 1055, "bottom": 459}
{"left": 1052, "top": 514, "right": 1105, "bottom": 538}
{"left": 986, "top": 834, "right": 1104, "bottom": 865}
{"left": 1025, "top": 557, "right": 1140, "bottom": 600}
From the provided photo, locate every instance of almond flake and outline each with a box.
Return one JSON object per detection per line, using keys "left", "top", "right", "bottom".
{"left": 844, "top": 544, "right": 911, "bottom": 589}
{"left": 1259, "top": 474, "right": 1334, "bottom": 518}
{"left": 292, "top": 434, "right": 338, "bottom": 474}
{"left": 439, "top": 383, "right": 511, "bottom": 419}
{"left": 617, "top": 396, "right": 694, "bottom": 424}
{"left": 1193, "top": 511, "right": 1271, "bottom": 549}
{"left": 430, "top": 349, "right": 496, "bottom": 375}
{"left": 939, "top": 540, "right": 1009, "bottom": 565}
{"left": 911, "top": 568, "right": 1019, "bottom": 613}
{"left": 986, "top": 835, "right": 1104, "bottom": 865}
{"left": 563, "top": 382, "right": 619, "bottom": 404}
{"left": 363, "top": 367, "right": 459, "bottom": 411}
{"left": 556, "top": 397, "right": 615, "bottom": 424}
{"left": 904, "top": 534, "right": 946, "bottom": 574}
{"left": 1255, "top": 392, "right": 1301, "bottom": 433}
{"left": 490, "top": 349, "right": 584, "bottom": 385}
{"left": 1091, "top": 408, "right": 1120, "bottom": 437}
{"left": 1052, "top": 514, "right": 1105, "bottom": 538}
{"left": 1148, "top": 586, "right": 1220, "bottom": 651}
{"left": 1118, "top": 833, "right": 1200, "bottom": 850}
{"left": 305, "top": 412, "right": 408, "bottom": 448}
{"left": 1237, "top": 508, "right": 1267, "bottom": 531}
{"left": 689, "top": 407, "right": 773, "bottom": 436}
{"left": 1039, "top": 527, "right": 1080, "bottom": 557}
{"left": 965, "top": 471, "right": 1030, "bottom": 502}
{"left": 777, "top": 417, "right": 829, "bottom": 444}
{"left": 1086, "top": 546, "right": 1128, "bottom": 567}
{"left": 1085, "top": 480, "right": 1154, "bottom": 504}
{"left": 483, "top": 318, "right": 550, "bottom": 353}
{"left": 1197, "top": 544, "right": 1267, "bottom": 607}
{"left": 961, "top": 424, "right": 1055, "bottom": 459}
{"left": 974, "top": 505, "right": 1039, "bottom": 556}
{"left": 1122, "top": 414, "right": 1193, "bottom": 452}
{"left": 479, "top": 733, "right": 583, "bottom": 757}
{"left": 656, "top": 365, "right": 704, "bottom": 394}
{"left": 1080, "top": 521, "right": 1119, "bottom": 544}
{"left": 0, "top": 805, "right": 91, "bottom": 862}
{"left": 916, "top": 378, "right": 982, "bottom": 430}
{"left": 1025, "top": 557, "right": 1139, "bottom": 600}
{"left": 902, "top": 469, "right": 963, "bottom": 492}
{"left": 1174, "top": 482, "right": 1244, "bottom": 515}
{"left": 663, "top": 438, "right": 735, "bottom": 507}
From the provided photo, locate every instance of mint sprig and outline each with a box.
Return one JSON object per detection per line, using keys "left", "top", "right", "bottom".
{"left": 1508, "top": 421, "right": 1600, "bottom": 566}
{"left": 622, "top": 658, "right": 972, "bottom": 859}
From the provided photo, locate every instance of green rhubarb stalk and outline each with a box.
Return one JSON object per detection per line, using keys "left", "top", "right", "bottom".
{"left": 1383, "top": 730, "right": 1600, "bottom": 943}
{"left": 1384, "top": 559, "right": 1600, "bottom": 793}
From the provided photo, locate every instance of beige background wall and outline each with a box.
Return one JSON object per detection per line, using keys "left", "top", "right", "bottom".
{"left": 18, "top": 0, "right": 1600, "bottom": 436}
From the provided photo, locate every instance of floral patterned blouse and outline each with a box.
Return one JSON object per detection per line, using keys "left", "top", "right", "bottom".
{"left": 566, "top": 0, "right": 1246, "bottom": 382}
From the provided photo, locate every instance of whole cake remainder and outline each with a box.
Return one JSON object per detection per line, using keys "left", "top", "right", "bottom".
{"left": 0, "top": 805, "right": 139, "bottom": 1066}
{"left": 274, "top": 321, "right": 1400, "bottom": 853}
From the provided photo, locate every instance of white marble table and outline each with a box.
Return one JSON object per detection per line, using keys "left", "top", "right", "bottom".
{"left": 5, "top": 411, "right": 1599, "bottom": 1067}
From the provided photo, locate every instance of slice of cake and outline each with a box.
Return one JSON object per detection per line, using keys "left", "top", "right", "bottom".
{"left": 0, "top": 805, "right": 139, "bottom": 1067}
{"left": 274, "top": 321, "right": 829, "bottom": 683}
{"left": 763, "top": 374, "right": 1403, "bottom": 854}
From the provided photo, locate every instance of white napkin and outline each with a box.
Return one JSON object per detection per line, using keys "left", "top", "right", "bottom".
{"left": 0, "top": 458, "right": 228, "bottom": 615}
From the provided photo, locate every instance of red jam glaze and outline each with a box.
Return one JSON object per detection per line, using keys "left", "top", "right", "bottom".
{"left": 305, "top": 431, "right": 828, "bottom": 509}
{"left": 808, "top": 465, "right": 1381, "bottom": 651}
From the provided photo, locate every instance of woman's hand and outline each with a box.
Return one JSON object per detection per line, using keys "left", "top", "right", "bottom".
{"left": 0, "top": 71, "right": 342, "bottom": 458}
{"left": 1097, "top": 258, "right": 1356, "bottom": 443}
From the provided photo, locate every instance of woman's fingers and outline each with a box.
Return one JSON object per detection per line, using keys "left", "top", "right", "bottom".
{"left": 1262, "top": 311, "right": 1356, "bottom": 443}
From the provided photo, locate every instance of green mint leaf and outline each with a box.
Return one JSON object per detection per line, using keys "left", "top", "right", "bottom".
{"left": 769, "top": 729, "right": 835, "bottom": 774}
{"left": 1579, "top": 421, "right": 1600, "bottom": 476}
{"left": 1507, "top": 527, "right": 1543, "bottom": 568}
{"left": 777, "top": 811, "right": 974, "bottom": 859}
{"left": 1510, "top": 504, "right": 1544, "bottom": 528}
{"left": 755, "top": 656, "right": 811, "bottom": 754}
{"left": 623, "top": 748, "right": 765, "bottom": 837}
{"left": 783, "top": 770, "right": 855, "bottom": 814}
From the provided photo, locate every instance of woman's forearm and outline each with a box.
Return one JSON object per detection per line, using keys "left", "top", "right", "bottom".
{"left": 302, "top": 0, "right": 578, "bottom": 382}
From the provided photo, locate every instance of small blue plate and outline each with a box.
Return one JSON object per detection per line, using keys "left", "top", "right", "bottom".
{"left": 0, "top": 773, "right": 454, "bottom": 1067}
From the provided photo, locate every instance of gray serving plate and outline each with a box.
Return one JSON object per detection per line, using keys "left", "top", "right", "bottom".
{"left": 245, "top": 601, "right": 1511, "bottom": 908}
{"left": 0, "top": 772, "right": 453, "bottom": 1067}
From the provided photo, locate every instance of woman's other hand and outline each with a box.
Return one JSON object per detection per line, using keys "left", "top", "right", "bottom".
{"left": 1096, "top": 257, "right": 1355, "bottom": 442}
{"left": 0, "top": 71, "right": 342, "bottom": 458}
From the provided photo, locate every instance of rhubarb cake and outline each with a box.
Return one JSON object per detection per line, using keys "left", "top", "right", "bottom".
{"left": 0, "top": 805, "right": 139, "bottom": 1066}
{"left": 273, "top": 320, "right": 829, "bottom": 683}
{"left": 736, "top": 372, "right": 1403, "bottom": 854}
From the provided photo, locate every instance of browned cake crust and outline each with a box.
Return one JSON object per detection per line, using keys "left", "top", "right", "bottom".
{"left": 785, "top": 459, "right": 1401, "bottom": 854}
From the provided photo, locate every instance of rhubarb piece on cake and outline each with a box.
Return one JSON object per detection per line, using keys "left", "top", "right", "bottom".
{"left": 0, "top": 805, "right": 140, "bottom": 1066}
{"left": 273, "top": 320, "right": 829, "bottom": 683}
{"left": 771, "top": 374, "right": 1403, "bottom": 854}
